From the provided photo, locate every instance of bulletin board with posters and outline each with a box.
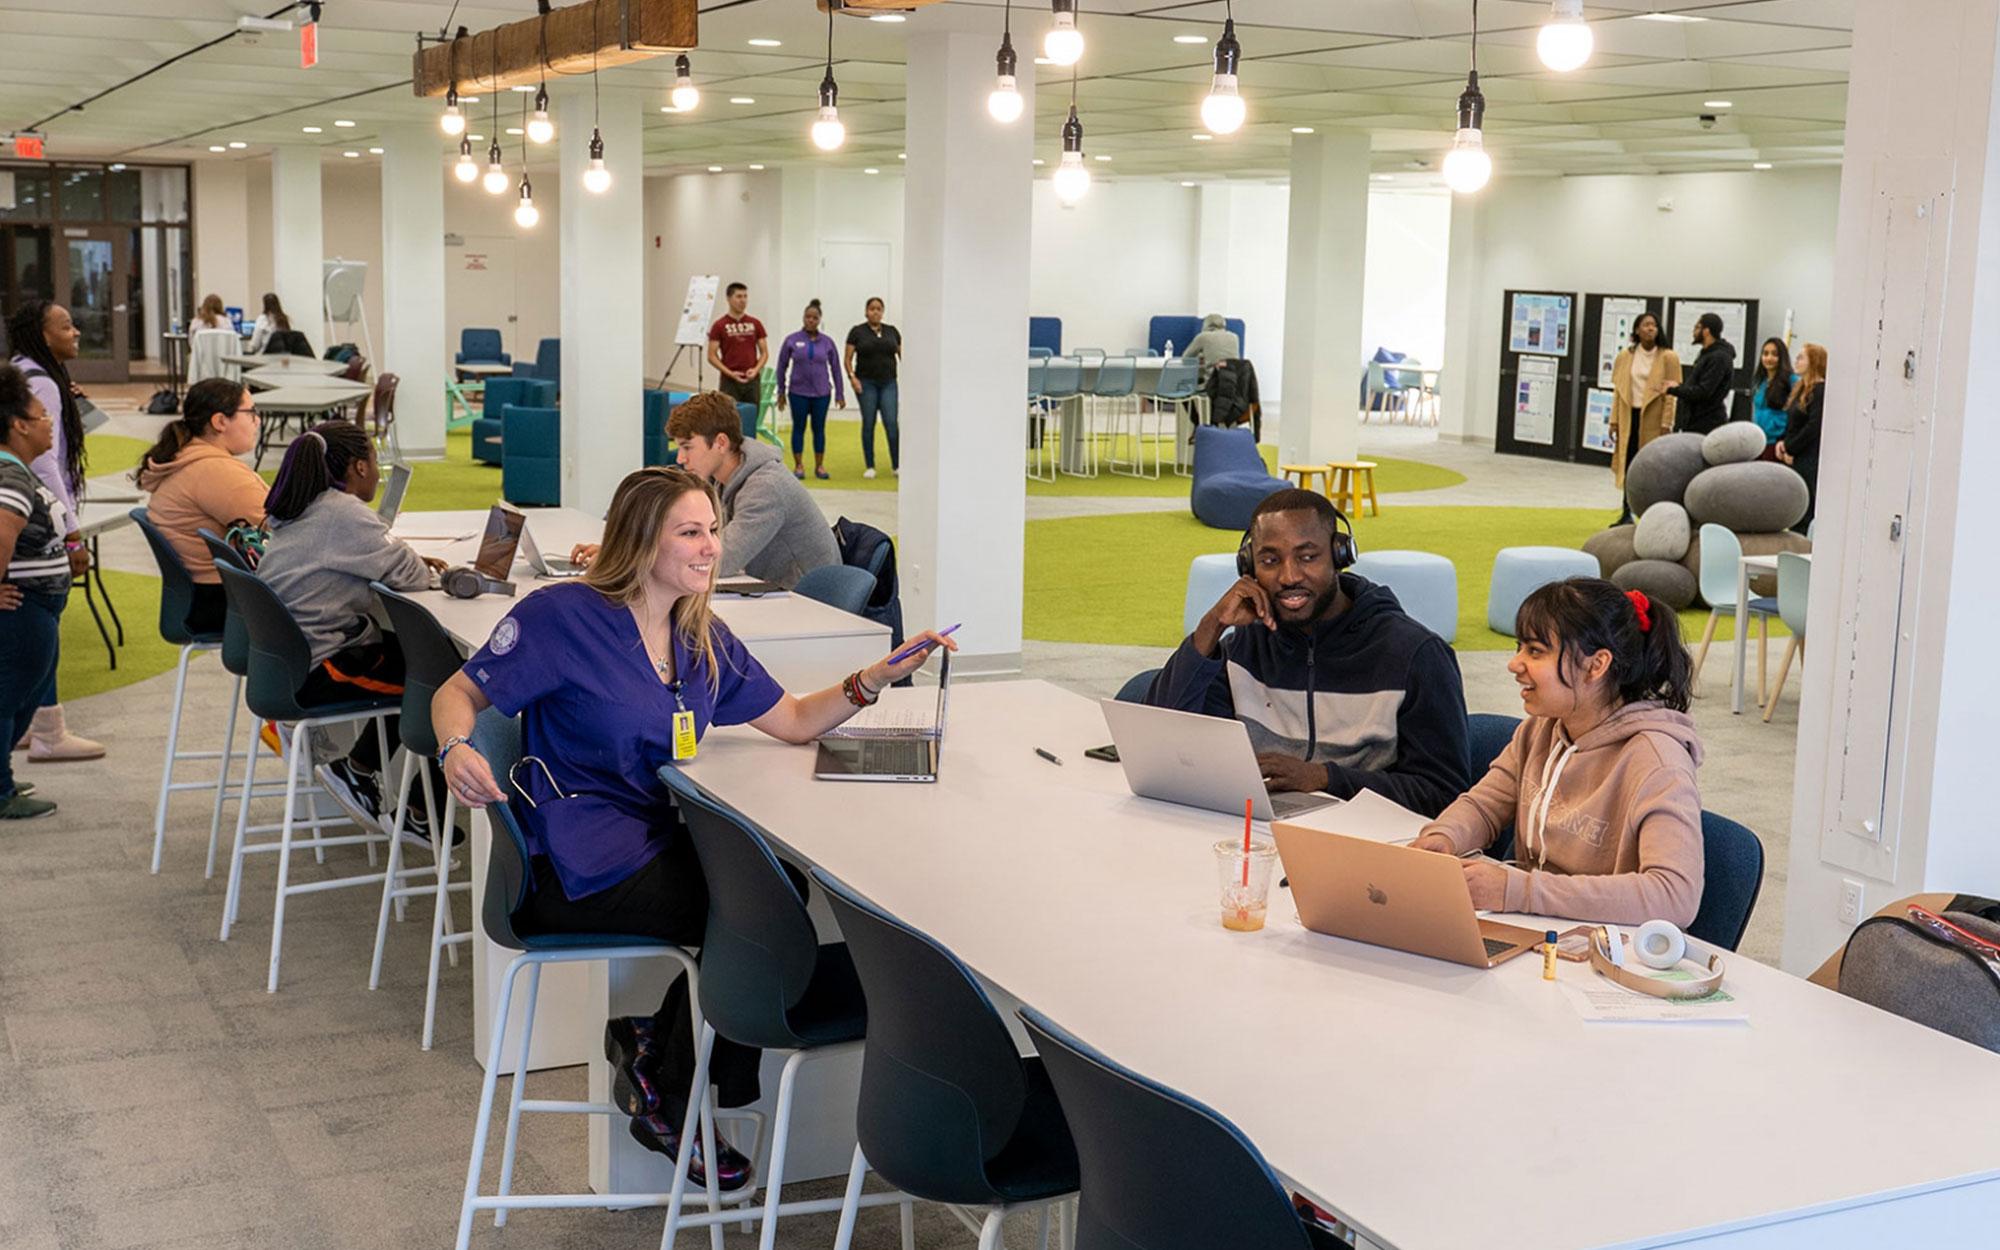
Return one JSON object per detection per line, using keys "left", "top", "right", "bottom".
{"left": 1573, "top": 292, "right": 1667, "bottom": 468}
{"left": 1494, "top": 289, "right": 1584, "bottom": 461}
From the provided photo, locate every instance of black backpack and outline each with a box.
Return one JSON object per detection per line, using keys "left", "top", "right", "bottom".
{"left": 145, "top": 388, "right": 179, "bottom": 415}
{"left": 832, "top": 516, "right": 905, "bottom": 651}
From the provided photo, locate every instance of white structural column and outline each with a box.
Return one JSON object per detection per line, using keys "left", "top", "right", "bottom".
{"left": 1437, "top": 192, "right": 1484, "bottom": 443}
{"left": 1278, "top": 133, "right": 1369, "bottom": 466}
{"left": 379, "top": 124, "right": 447, "bottom": 458}
{"left": 270, "top": 146, "right": 325, "bottom": 347}
{"left": 1780, "top": 0, "right": 2000, "bottom": 972}
{"left": 558, "top": 85, "right": 644, "bottom": 515}
{"left": 1194, "top": 183, "right": 1234, "bottom": 314}
{"left": 900, "top": 31, "right": 1035, "bottom": 674}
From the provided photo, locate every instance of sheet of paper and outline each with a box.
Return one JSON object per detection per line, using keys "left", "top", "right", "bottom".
{"left": 1514, "top": 355, "right": 1559, "bottom": 445}
{"left": 1558, "top": 971, "right": 1749, "bottom": 1024}
{"left": 1277, "top": 787, "right": 1431, "bottom": 844}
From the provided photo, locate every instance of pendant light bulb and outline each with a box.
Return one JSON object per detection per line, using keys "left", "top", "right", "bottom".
{"left": 1052, "top": 105, "right": 1090, "bottom": 205}
{"left": 441, "top": 87, "right": 467, "bottom": 136}
{"left": 481, "top": 141, "right": 508, "bottom": 194}
{"left": 526, "top": 84, "right": 554, "bottom": 144}
{"left": 1200, "top": 19, "right": 1246, "bottom": 135}
{"left": 810, "top": 74, "right": 845, "bottom": 151}
{"left": 988, "top": 32, "right": 1023, "bottom": 123}
{"left": 1441, "top": 70, "right": 1491, "bottom": 193}
{"left": 582, "top": 127, "right": 611, "bottom": 194}
{"left": 453, "top": 135, "right": 479, "bottom": 183}
{"left": 1536, "top": 0, "right": 1593, "bottom": 73}
{"left": 670, "top": 54, "right": 700, "bottom": 112}
{"left": 1044, "top": 0, "right": 1084, "bottom": 67}
{"left": 514, "top": 176, "right": 540, "bottom": 227}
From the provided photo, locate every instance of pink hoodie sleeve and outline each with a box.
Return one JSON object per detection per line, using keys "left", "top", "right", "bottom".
{"left": 1499, "top": 749, "right": 1704, "bottom": 927}
{"left": 1421, "top": 723, "right": 1525, "bottom": 855}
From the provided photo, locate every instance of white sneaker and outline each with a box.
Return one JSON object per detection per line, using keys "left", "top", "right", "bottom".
{"left": 862, "top": 468, "right": 877, "bottom": 480}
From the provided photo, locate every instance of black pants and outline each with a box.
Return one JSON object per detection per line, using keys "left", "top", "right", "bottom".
{"left": 1791, "top": 455, "right": 1818, "bottom": 534}
{"left": 511, "top": 832, "right": 789, "bottom": 1115}
{"left": 296, "top": 637, "right": 405, "bottom": 775}
{"left": 717, "top": 374, "right": 759, "bottom": 406}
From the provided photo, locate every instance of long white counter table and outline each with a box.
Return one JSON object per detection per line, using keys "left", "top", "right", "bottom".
{"left": 680, "top": 679, "right": 2000, "bottom": 1250}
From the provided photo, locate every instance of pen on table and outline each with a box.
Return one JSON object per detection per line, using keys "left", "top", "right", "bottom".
{"left": 886, "top": 622, "right": 961, "bottom": 666}
{"left": 1034, "top": 747, "right": 1063, "bottom": 766}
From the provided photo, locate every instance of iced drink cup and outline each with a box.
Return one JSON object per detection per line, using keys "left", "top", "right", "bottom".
{"left": 1214, "top": 838, "right": 1278, "bottom": 931}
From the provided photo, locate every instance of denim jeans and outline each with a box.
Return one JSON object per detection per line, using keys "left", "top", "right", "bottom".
{"left": 0, "top": 587, "right": 64, "bottom": 796}
{"left": 858, "top": 379, "right": 900, "bottom": 470}
{"left": 788, "top": 393, "right": 830, "bottom": 457}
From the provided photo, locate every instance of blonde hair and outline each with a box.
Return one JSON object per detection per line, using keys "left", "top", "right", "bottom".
{"left": 583, "top": 467, "right": 728, "bottom": 691}
{"left": 1789, "top": 342, "right": 1827, "bottom": 412}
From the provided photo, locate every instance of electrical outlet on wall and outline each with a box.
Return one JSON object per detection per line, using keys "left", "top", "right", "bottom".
{"left": 1838, "top": 879, "right": 1865, "bottom": 927}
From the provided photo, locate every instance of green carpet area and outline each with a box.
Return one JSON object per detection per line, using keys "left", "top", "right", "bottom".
{"left": 1023, "top": 507, "right": 1785, "bottom": 651}
{"left": 84, "top": 433, "right": 154, "bottom": 479}
{"left": 56, "top": 569, "right": 186, "bottom": 702}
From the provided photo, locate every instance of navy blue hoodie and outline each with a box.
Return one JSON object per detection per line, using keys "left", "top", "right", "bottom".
{"left": 1146, "top": 573, "right": 1471, "bottom": 817}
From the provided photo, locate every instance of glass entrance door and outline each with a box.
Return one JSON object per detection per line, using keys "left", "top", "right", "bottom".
{"left": 55, "top": 228, "right": 129, "bottom": 382}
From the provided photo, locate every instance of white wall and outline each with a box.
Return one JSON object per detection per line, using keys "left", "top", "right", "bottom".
{"left": 1196, "top": 181, "right": 1289, "bottom": 405}
{"left": 1440, "top": 168, "right": 1842, "bottom": 442}
{"left": 443, "top": 170, "right": 563, "bottom": 365}
{"left": 645, "top": 170, "right": 783, "bottom": 383}
{"left": 1031, "top": 180, "right": 1200, "bottom": 356}
{"left": 1362, "top": 188, "right": 1451, "bottom": 369}
{"left": 321, "top": 162, "right": 384, "bottom": 356}
{"left": 191, "top": 160, "right": 250, "bottom": 320}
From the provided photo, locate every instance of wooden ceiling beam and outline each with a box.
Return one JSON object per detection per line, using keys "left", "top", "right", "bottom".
{"left": 412, "top": 0, "right": 698, "bottom": 99}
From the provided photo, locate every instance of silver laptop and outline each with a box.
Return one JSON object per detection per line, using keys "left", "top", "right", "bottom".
{"left": 1099, "top": 699, "right": 1337, "bottom": 822}
{"left": 376, "top": 462, "right": 412, "bottom": 526}
{"left": 473, "top": 503, "right": 527, "bottom": 580}
{"left": 814, "top": 651, "right": 951, "bottom": 782}
{"left": 519, "top": 522, "right": 586, "bottom": 579}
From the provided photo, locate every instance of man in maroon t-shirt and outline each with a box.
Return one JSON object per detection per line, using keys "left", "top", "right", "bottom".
{"left": 706, "top": 282, "right": 768, "bottom": 406}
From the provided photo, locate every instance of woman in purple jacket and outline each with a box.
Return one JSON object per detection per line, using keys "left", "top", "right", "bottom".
{"left": 774, "top": 300, "right": 845, "bottom": 480}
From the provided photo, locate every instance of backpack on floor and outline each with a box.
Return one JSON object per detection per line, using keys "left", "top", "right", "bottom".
{"left": 145, "top": 388, "right": 179, "bottom": 415}
{"left": 1837, "top": 893, "right": 2000, "bottom": 1053}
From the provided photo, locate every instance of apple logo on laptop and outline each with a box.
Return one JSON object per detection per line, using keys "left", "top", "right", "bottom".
{"left": 1175, "top": 751, "right": 1199, "bottom": 769}
{"left": 1366, "top": 884, "right": 1388, "bottom": 906}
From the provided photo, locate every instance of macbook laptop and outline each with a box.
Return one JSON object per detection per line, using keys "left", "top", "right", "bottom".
{"left": 376, "top": 462, "right": 412, "bottom": 526}
{"left": 814, "top": 651, "right": 951, "bottom": 782}
{"left": 519, "top": 523, "right": 586, "bottom": 579}
{"left": 1271, "top": 824, "right": 1543, "bottom": 969}
{"left": 1099, "top": 700, "right": 1337, "bottom": 822}
{"left": 473, "top": 503, "right": 528, "bottom": 581}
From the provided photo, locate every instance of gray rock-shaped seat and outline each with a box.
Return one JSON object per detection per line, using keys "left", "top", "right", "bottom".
{"left": 1702, "top": 421, "right": 1767, "bottom": 466}
{"left": 1611, "top": 558, "right": 1699, "bottom": 611}
{"left": 1582, "top": 525, "right": 1637, "bottom": 580}
{"left": 1684, "top": 461, "right": 1810, "bottom": 533}
{"left": 1624, "top": 432, "right": 1708, "bottom": 516}
{"left": 1633, "top": 501, "right": 1693, "bottom": 561}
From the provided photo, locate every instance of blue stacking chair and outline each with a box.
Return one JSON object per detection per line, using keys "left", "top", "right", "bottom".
{"left": 500, "top": 404, "right": 561, "bottom": 505}
{"left": 1154, "top": 360, "right": 1203, "bottom": 476}
{"left": 653, "top": 770, "right": 912, "bottom": 1248}
{"left": 738, "top": 402, "right": 761, "bottom": 444}
{"left": 794, "top": 564, "right": 876, "bottom": 615}
{"left": 457, "top": 327, "right": 510, "bottom": 372}
{"left": 451, "top": 709, "right": 720, "bottom": 1250}
{"left": 1095, "top": 356, "right": 1150, "bottom": 478}
{"left": 1027, "top": 359, "right": 1057, "bottom": 482}
{"left": 129, "top": 508, "right": 229, "bottom": 875}
{"left": 1020, "top": 1008, "right": 1344, "bottom": 1250}
{"left": 1467, "top": 713, "right": 1520, "bottom": 778}
{"left": 644, "top": 389, "right": 691, "bottom": 466}
{"left": 815, "top": 869, "right": 1080, "bottom": 1250}
{"left": 1028, "top": 346, "right": 1054, "bottom": 360}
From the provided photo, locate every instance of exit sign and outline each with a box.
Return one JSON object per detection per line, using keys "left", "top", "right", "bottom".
{"left": 13, "top": 133, "right": 44, "bottom": 159}
{"left": 301, "top": 21, "right": 318, "bottom": 68}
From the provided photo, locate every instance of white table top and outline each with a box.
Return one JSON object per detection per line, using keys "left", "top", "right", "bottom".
{"left": 223, "top": 353, "right": 348, "bottom": 374}
{"left": 390, "top": 508, "right": 889, "bottom": 654}
{"left": 455, "top": 362, "right": 514, "bottom": 377}
{"left": 244, "top": 370, "right": 366, "bottom": 392}
{"left": 1742, "top": 550, "right": 1812, "bottom": 571}
{"left": 680, "top": 680, "right": 2000, "bottom": 1250}
{"left": 253, "top": 383, "right": 372, "bottom": 412}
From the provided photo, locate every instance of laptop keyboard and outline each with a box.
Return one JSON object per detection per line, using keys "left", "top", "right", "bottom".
{"left": 860, "top": 740, "right": 935, "bottom": 775}
{"left": 1483, "top": 937, "right": 1517, "bottom": 959}
{"left": 1270, "top": 790, "right": 1336, "bottom": 819}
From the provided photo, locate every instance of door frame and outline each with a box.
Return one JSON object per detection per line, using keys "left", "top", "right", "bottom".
{"left": 54, "top": 225, "right": 131, "bottom": 383}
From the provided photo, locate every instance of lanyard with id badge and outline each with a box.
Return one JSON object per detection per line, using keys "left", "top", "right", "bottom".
{"left": 668, "top": 680, "right": 698, "bottom": 761}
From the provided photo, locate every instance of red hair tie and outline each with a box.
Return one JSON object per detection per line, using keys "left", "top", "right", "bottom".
{"left": 1626, "top": 589, "right": 1654, "bottom": 633}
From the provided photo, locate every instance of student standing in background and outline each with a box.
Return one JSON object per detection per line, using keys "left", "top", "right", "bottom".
{"left": 843, "top": 297, "right": 901, "bottom": 480}
{"left": 706, "top": 282, "right": 768, "bottom": 408}
{"left": 1608, "top": 311, "right": 1682, "bottom": 520}
{"left": 775, "top": 300, "right": 844, "bottom": 481}
{"left": 1749, "top": 337, "right": 1794, "bottom": 457}
{"left": 1776, "top": 343, "right": 1825, "bottom": 535}
{"left": 1667, "top": 312, "right": 1736, "bottom": 435}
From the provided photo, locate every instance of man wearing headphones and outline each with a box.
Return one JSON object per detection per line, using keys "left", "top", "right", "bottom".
{"left": 1146, "top": 489, "right": 1471, "bottom": 817}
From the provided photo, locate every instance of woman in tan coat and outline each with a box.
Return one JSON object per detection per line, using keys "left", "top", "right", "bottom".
{"left": 1608, "top": 311, "right": 1681, "bottom": 518}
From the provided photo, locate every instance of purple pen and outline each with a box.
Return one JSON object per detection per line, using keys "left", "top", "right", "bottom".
{"left": 888, "top": 623, "right": 961, "bottom": 665}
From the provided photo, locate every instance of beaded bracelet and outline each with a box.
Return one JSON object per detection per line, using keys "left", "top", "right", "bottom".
{"left": 842, "top": 671, "right": 880, "bottom": 708}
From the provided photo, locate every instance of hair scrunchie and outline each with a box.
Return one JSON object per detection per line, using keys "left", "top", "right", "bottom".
{"left": 1625, "top": 588, "right": 1654, "bottom": 633}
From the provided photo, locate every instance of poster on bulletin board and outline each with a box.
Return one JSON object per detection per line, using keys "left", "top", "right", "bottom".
{"left": 1596, "top": 297, "right": 1651, "bottom": 387}
{"left": 1581, "top": 388, "right": 1617, "bottom": 454}
{"left": 1514, "top": 357, "right": 1559, "bottom": 445}
{"left": 1509, "top": 293, "right": 1572, "bottom": 356}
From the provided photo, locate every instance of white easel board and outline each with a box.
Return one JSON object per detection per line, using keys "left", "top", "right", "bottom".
{"left": 675, "top": 274, "right": 720, "bottom": 347}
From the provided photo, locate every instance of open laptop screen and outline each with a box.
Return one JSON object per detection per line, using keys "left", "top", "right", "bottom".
{"left": 473, "top": 505, "right": 526, "bottom": 582}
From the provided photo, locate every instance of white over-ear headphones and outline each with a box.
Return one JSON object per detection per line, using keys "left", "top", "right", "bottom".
{"left": 1589, "top": 921, "right": 1725, "bottom": 1000}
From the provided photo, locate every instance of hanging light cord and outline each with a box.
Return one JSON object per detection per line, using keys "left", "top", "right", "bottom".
{"left": 1470, "top": 0, "right": 1479, "bottom": 70}
{"left": 826, "top": 2, "right": 835, "bottom": 76}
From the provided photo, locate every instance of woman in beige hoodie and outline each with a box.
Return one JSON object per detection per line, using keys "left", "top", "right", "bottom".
{"left": 134, "top": 377, "right": 265, "bottom": 635}
{"left": 1413, "top": 577, "right": 1704, "bottom": 927}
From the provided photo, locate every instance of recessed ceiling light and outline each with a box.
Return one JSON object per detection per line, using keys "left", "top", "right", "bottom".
{"left": 1704, "top": 100, "right": 1733, "bottom": 108}
{"left": 748, "top": 37, "right": 782, "bottom": 47}
{"left": 334, "top": 119, "right": 355, "bottom": 127}
{"left": 1173, "top": 34, "right": 1208, "bottom": 44}
{"left": 898, "top": 152, "right": 907, "bottom": 160}
{"left": 1752, "top": 161, "right": 1773, "bottom": 169}
{"left": 865, "top": 167, "right": 881, "bottom": 174}
{"left": 730, "top": 96, "right": 756, "bottom": 104}
{"left": 661, "top": 105, "right": 684, "bottom": 113}
{"left": 468, "top": 134, "right": 485, "bottom": 142}
{"left": 342, "top": 150, "right": 360, "bottom": 158}
{"left": 512, "top": 85, "right": 537, "bottom": 93}
{"left": 708, "top": 165, "right": 724, "bottom": 172}
{"left": 302, "top": 126, "right": 323, "bottom": 133}
{"left": 368, "top": 147, "right": 384, "bottom": 154}
{"left": 1291, "top": 126, "right": 1315, "bottom": 134}
{"left": 1181, "top": 180, "right": 1196, "bottom": 187}
{"left": 868, "top": 13, "right": 905, "bottom": 21}
{"left": 460, "top": 95, "right": 480, "bottom": 103}
{"left": 1033, "top": 56, "right": 1055, "bottom": 65}
{"left": 208, "top": 144, "right": 226, "bottom": 152}
{"left": 1372, "top": 173, "right": 1394, "bottom": 181}
{"left": 1032, "top": 158, "right": 1045, "bottom": 166}
{"left": 505, "top": 127, "right": 524, "bottom": 135}
{"left": 749, "top": 163, "right": 766, "bottom": 170}
{"left": 228, "top": 141, "right": 247, "bottom": 149}
{"left": 1093, "top": 154, "right": 1111, "bottom": 161}
{"left": 1635, "top": 11, "right": 1706, "bottom": 20}
{"left": 1192, "top": 133, "right": 1213, "bottom": 141}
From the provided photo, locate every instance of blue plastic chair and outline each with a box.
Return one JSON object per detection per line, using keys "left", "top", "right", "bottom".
{"left": 1189, "top": 426, "right": 1289, "bottom": 531}
{"left": 1691, "top": 524, "right": 1779, "bottom": 694}
{"left": 1762, "top": 551, "right": 1811, "bottom": 723}
{"left": 737, "top": 401, "right": 760, "bottom": 444}
{"left": 814, "top": 868, "right": 1080, "bottom": 1250}
{"left": 1042, "top": 359, "right": 1089, "bottom": 477}
{"left": 1020, "top": 1007, "right": 1333, "bottom": 1250}
{"left": 457, "top": 327, "right": 510, "bottom": 370}
{"left": 1154, "top": 359, "right": 1204, "bottom": 476}
{"left": 1028, "top": 346, "right": 1054, "bottom": 360}
{"left": 794, "top": 564, "right": 876, "bottom": 615}
{"left": 1095, "top": 356, "right": 1153, "bottom": 478}
{"left": 451, "top": 709, "right": 714, "bottom": 1249}
{"left": 652, "top": 770, "right": 912, "bottom": 1246}
{"left": 129, "top": 508, "right": 229, "bottom": 875}
{"left": 1467, "top": 712, "right": 1520, "bottom": 777}
{"left": 643, "top": 389, "right": 691, "bottom": 466}
{"left": 1689, "top": 811, "right": 1765, "bottom": 951}
{"left": 500, "top": 404, "right": 561, "bottom": 506}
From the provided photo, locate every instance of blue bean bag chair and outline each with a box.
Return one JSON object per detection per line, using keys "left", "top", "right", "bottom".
{"left": 1189, "top": 426, "right": 1289, "bottom": 531}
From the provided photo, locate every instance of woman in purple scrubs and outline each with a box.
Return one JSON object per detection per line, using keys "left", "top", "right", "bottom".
{"left": 430, "top": 466, "right": 949, "bottom": 1189}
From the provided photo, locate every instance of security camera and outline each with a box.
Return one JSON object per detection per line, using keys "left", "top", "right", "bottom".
{"left": 1698, "top": 113, "right": 1717, "bottom": 130}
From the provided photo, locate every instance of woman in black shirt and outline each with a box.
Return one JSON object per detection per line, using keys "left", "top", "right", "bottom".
{"left": 1776, "top": 342, "right": 1825, "bottom": 535}
{"left": 843, "top": 297, "right": 902, "bottom": 478}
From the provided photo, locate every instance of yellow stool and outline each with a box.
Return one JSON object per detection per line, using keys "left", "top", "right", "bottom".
{"left": 1327, "top": 460, "right": 1380, "bottom": 517}
{"left": 1279, "top": 464, "right": 1333, "bottom": 497}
